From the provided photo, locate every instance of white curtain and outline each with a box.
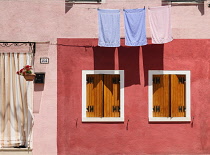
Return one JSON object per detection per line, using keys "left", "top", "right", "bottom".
{"left": 0, "top": 53, "right": 33, "bottom": 148}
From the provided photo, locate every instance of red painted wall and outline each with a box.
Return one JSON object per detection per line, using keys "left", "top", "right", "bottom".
{"left": 57, "top": 38, "right": 210, "bottom": 155}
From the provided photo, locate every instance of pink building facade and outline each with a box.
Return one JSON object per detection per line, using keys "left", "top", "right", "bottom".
{"left": 0, "top": 0, "right": 210, "bottom": 155}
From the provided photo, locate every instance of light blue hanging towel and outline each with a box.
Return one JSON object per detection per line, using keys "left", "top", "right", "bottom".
{"left": 124, "top": 8, "right": 147, "bottom": 46}
{"left": 98, "top": 9, "right": 120, "bottom": 47}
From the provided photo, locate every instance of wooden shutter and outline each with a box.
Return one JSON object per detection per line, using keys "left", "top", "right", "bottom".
{"left": 171, "top": 75, "right": 186, "bottom": 117}
{"left": 103, "top": 75, "right": 120, "bottom": 117}
{"left": 86, "top": 74, "right": 103, "bottom": 117}
{"left": 153, "top": 75, "right": 170, "bottom": 117}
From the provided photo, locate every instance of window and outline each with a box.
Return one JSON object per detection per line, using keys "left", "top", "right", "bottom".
{"left": 162, "top": 0, "right": 204, "bottom": 4}
{"left": 163, "top": 0, "right": 203, "bottom": 1}
{"left": 148, "top": 70, "right": 191, "bottom": 122}
{"left": 82, "top": 70, "right": 124, "bottom": 122}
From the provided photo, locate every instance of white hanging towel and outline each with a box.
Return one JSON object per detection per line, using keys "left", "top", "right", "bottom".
{"left": 98, "top": 9, "right": 120, "bottom": 47}
{"left": 148, "top": 5, "right": 173, "bottom": 44}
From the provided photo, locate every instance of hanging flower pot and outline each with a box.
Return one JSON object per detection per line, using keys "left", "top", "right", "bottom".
{"left": 17, "top": 65, "right": 35, "bottom": 81}
{"left": 24, "top": 73, "right": 36, "bottom": 81}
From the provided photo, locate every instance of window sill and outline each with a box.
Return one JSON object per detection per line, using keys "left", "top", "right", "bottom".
{"left": 0, "top": 148, "right": 32, "bottom": 151}
{"left": 149, "top": 117, "right": 191, "bottom": 122}
{"left": 0, "top": 148, "right": 32, "bottom": 155}
{"left": 82, "top": 117, "right": 124, "bottom": 122}
{"left": 162, "top": 1, "right": 204, "bottom": 5}
{"left": 65, "top": 0, "right": 105, "bottom": 4}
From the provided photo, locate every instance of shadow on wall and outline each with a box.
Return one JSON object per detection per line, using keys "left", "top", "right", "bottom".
{"left": 33, "top": 84, "right": 45, "bottom": 113}
{"left": 162, "top": 1, "right": 205, "bottom": 16}
{"left": 65, "top": 0, "right": 73, "bottom": 14}
{"left": 118, "top": 46, "right": 140, "bottom": 87}
{"left": 34, "top": 84, "right": 44, "bottom": 91}
{"left": 93, "top": 47, "right": 115, "bottom": 70}
{"left": 93, "top": 46, "right": 140, "bottom": 87}
{"left": 142, "top": 44, "right": 164, "bottom": 86}
{"left": 93, "top": 44, "right": 164, "bottom": 87}
{"left": 198, "top": 3, "right": 204, "bottom": 16}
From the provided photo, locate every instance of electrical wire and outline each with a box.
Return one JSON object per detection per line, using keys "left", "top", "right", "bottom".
{"left": 51, "top": 43, "right": 96, "bottom": 47}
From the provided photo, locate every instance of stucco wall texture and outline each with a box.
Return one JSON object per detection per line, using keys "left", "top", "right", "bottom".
{"left": 58, "top": 38, "right": 210, "bottom": 155}
{"left": 0, "top": 0, "right": 210, "bottom": 154}
{"left": 0, "top": 0, "right": 210, "bottom": 41}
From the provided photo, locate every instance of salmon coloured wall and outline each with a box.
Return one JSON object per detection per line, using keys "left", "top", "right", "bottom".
{"left": 57, "top": 38, "right": 210, "bottom": 155}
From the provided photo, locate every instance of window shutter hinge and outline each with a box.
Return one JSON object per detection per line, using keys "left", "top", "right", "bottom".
{"left": 153, "top": 106, "right": 160, "bottom": 112}
{"left": 178, "top": 77, "right": 186, "bottom": 84}
{"left": 112, "top": 106, "right": 120, "bottom": 112}
{"left": 153, "top": 77, "right": 160, "bottom": 84}
{"left": 87, "top": 106, "right": 94, "bottom": 112}
{"left": 87, "top": 77, "right": 94, "bottom": 84}
{"left": 178, "top": 106, "right": 185, "bottom": 112}
{"left": 112, "top": 77, "right": 120, "bottom": 84}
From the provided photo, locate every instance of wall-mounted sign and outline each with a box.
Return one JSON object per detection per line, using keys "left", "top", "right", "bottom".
{"left": 34, "top": 72, "right": 45, "bottom": 84}
{"left": 40, "top": 57, "right": 49, "bottom": 64}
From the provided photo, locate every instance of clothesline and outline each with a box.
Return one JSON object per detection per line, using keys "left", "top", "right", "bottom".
{"left": 68, "top": 7, "right": 146, "bottom": 10}
{"left": 83, "top": 6, "right": 148, "bottom": 10}
{"left": 66, "top": 5, "right": 169, "bottom": 10}
{"left": 98, "top": 6, "right": 173, "bottom": 47}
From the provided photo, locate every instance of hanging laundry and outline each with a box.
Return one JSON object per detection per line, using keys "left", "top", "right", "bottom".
{"left": 98, "top": 9, "right": 120, "bottom": 47}
{"left": 124, "top": 8, "right": 147, "bottom": 46}
{"left": 148, "top": 5, "right": 173, "bottom": 44}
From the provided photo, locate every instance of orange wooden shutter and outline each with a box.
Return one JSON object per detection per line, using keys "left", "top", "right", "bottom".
{"left": 171, "top": 75, "right": 186, "bottom": 117}
{"left": 86, "top": 74, "right": 103, "bottom": 117}
{"left": 153, "top": 75, "right": 170, "bottom": 117}
{"left": 103, "top": 74, "right": 120, "bottom": 117}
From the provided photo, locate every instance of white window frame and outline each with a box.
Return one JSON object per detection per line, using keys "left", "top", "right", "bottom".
{"left": 82, "top": 70, "right": 124, "bottom": 122}
{"left": 148, "top": 70, "right": 191, "bottom": 122}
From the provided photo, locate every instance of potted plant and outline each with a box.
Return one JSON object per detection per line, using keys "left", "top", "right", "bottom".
{"left": 17, "top": 65, "right": 36, "bottom": 81}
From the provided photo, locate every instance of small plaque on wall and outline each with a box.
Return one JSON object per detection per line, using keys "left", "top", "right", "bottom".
{"left": 40, "top": 57, "right": 49, "bottom": 64}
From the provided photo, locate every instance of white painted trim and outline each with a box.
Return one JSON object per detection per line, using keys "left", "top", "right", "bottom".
{"left": 82, "top": 70, "right": 124, "bottom": 122}
{"left": 149, "top": 117, "right": 191, "bottom": 122}
{"left": 82, "top": 117, "right": 124, "bottom": 122}
{"left": 148, "top": 70, "right": 191, "bottom": 122}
